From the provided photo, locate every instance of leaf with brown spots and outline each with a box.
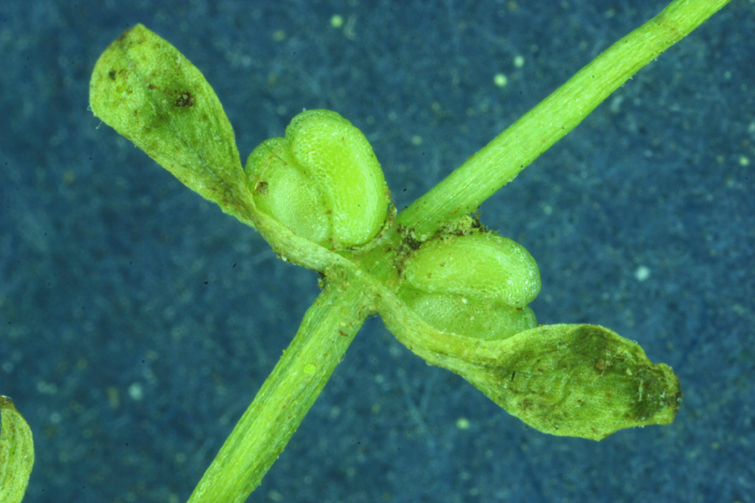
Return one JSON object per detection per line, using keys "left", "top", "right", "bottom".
{"left": 89, "top": 24, "right": 250, "bottom": 217}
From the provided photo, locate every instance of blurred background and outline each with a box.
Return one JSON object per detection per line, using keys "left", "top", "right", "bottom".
{"left": 1, "top": 1, "right": 753, "bottom": 502}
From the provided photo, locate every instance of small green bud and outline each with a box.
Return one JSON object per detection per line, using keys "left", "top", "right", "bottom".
{"left": 246, "top": 110, "right": 390, "bottom": 250}
{"left": 398, "top": 230, "right": 541, "bottom": 339}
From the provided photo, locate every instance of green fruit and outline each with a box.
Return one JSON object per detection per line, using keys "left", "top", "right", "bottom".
{"left": 399, "top": 231, "right": 541, "bottom": 340}
{"left": 398, "top": 286, "right": 537, "bottom": 340}
{"left": 246, "top": 110, "right": 390, "bottom": 249}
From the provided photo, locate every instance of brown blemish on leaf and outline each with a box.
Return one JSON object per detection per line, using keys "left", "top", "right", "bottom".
{"left": 255, "top": 180, "right": 269, "bottom": 195}
{"left": 175, "top": 91, "right": 196, "bottom": 108}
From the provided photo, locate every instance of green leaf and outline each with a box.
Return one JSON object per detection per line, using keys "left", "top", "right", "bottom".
{"left": 1, "top": 396, "right": 35, "bottom": 503}
{"left": 380, "top": 291, "right": 682, "bottom": 440}
{"left": 89, "top": 24, "right": 249, "bottom": 216}
{"left": 459, "top": 324, "right": 682, "bottom": 440}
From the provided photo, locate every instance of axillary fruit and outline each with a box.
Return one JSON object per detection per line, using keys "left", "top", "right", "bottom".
{"left": 246, "top": 110, "right": 391, "bottom": 250}
{"left": 398, "top": 223, "right": 541, "bottom": 340}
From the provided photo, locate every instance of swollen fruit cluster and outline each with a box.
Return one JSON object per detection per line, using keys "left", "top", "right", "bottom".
{"left": 245, "top": 110, "right": 390, "bottom": 250}
{"left": 398, "top": 227, "right": 541, "bottom": 340}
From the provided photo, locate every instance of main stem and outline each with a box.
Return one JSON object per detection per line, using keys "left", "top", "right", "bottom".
{"left": 397, "top": 0, "right": 731, "bottom": 237}
{"left": 187, "top": 278, "right": 372, "bottom": 503}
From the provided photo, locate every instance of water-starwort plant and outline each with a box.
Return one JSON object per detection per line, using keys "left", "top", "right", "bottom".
{"left": 0, "top": 0, "right": 733, "bottom": 501}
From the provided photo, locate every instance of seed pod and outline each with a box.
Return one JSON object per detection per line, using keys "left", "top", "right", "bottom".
{"left": 398, "top": 231, "right": 541, "bottom": 340}
{"left": 246, "top": 110, "right": 390, "bottom": 250}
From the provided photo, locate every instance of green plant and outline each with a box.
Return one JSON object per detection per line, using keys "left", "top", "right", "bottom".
{"left": 0, "top": 0, "right": 716, "bottom": 501}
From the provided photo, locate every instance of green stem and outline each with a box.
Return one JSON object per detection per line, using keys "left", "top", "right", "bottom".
{"left": 187, "top": 278, "right": 373, "bottom": 503}
{"left": 397, "top": 0, "right": 731, "bottom": 237}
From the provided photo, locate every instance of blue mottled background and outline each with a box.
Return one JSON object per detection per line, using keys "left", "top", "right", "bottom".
{"left": 1, "top": 1, "right": 753, "bottom": 502}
